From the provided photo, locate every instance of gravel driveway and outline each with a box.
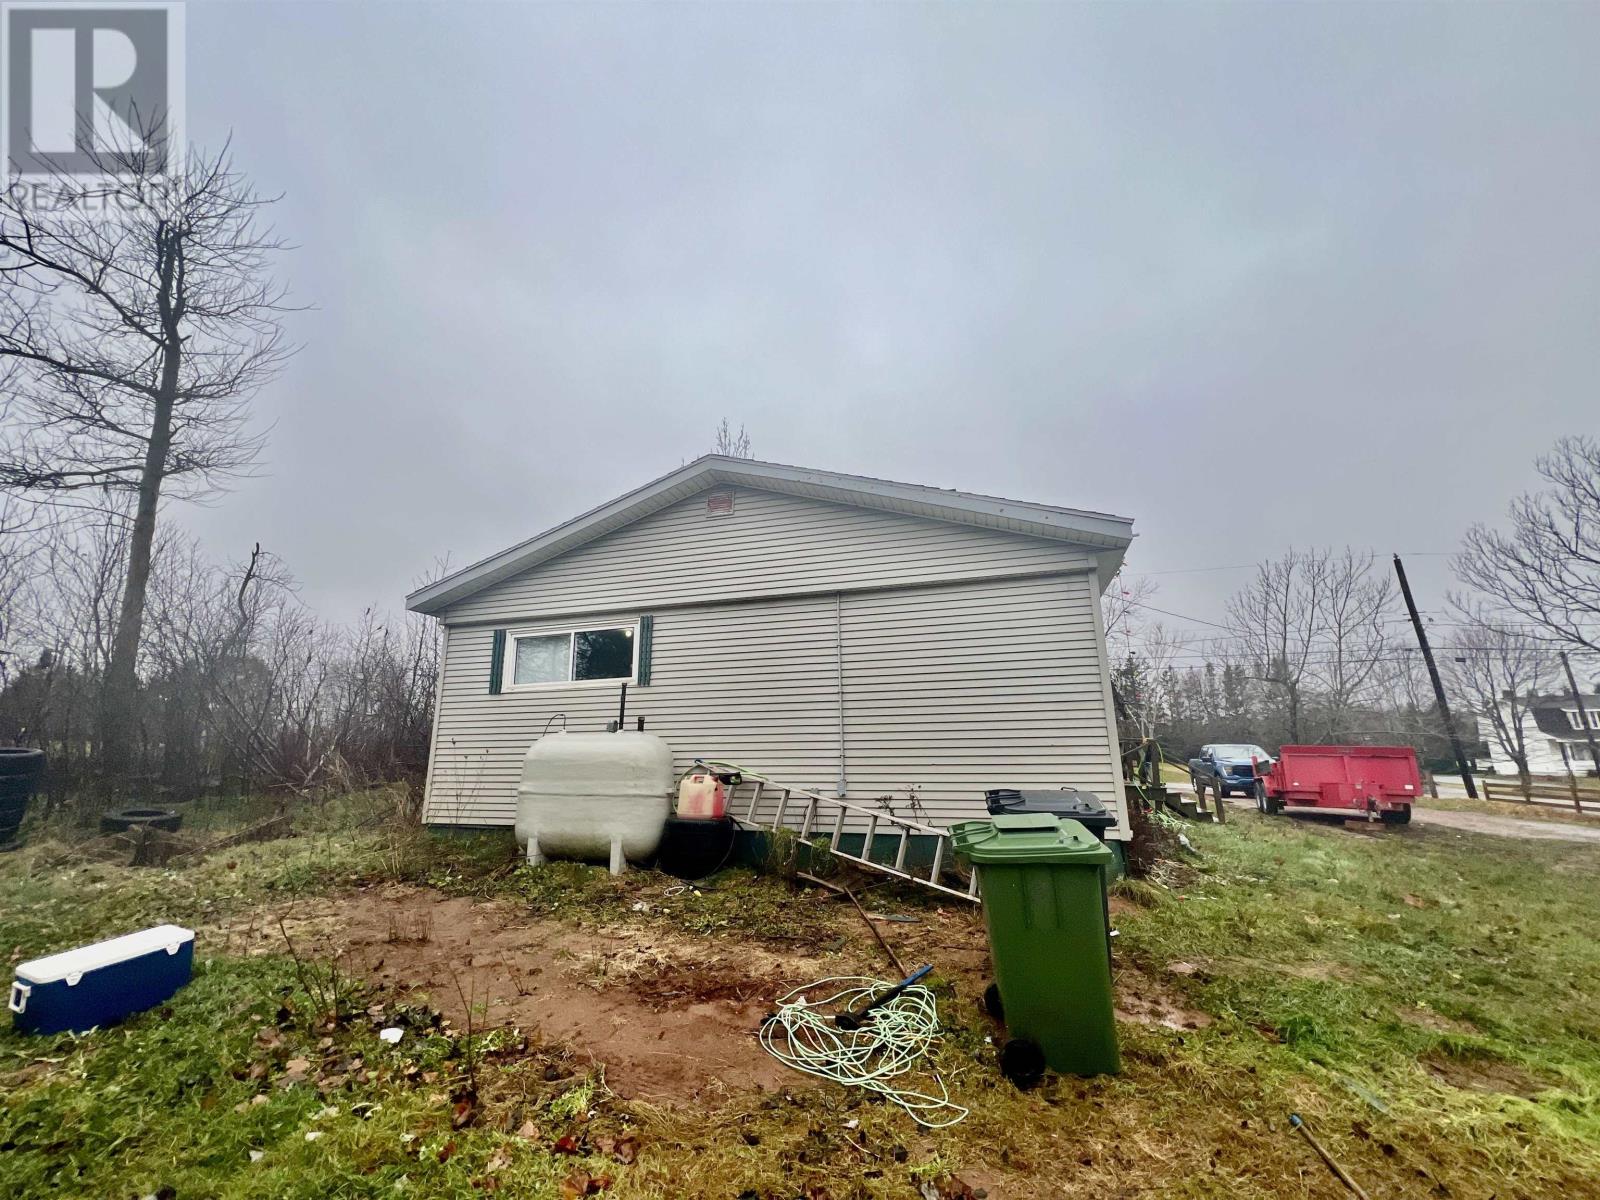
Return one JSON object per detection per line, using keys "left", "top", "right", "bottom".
{"left": 1208, "top": 790, "right": 1600, "bottom": 844}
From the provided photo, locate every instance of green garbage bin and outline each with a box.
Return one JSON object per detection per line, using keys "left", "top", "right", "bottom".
{"left": 951, "top": 812, "right": 1120, "bottom": 1078}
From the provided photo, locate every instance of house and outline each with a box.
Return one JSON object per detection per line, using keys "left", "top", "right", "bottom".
{"left": 1478, "top": 692, "right": 1600, "bottom": 777}
{"left": 406, "top": 456, "right": 1136, "bottom": 846}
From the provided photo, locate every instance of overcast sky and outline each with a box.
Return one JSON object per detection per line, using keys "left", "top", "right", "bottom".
{"left": 179, "top": 0, "right": 1599, "bottom": 646}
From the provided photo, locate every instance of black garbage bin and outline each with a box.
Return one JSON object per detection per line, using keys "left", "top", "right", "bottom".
{"left": 984, "top": 788, "right": 1117, "bottom": 842}
{"left": 655, "top": 816, "right": 738, "bottom": 880}
{"left": 983, "top": 787, "right": 1117, "bottom": 967}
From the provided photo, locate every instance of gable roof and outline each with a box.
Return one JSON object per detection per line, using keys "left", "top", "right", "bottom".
{"left": 1529, "top": 695, "right": 1600, "bottom": 741}
{"left": 406, "top": 455, "right": 1136, "bottom": 616}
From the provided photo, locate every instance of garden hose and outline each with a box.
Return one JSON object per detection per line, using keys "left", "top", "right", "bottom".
{"left": 759, "top": 975, "right": 969, "bottom": 1129}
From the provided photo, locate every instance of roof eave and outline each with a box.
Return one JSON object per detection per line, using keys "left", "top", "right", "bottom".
{"left": 406, "top": 455, "right": 1135, "bottom": 615}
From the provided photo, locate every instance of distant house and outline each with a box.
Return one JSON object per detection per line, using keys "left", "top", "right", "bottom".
{"left": 406, "top": 456, "right": 1136, "bottom": 840}
{"left": 1478, "top": 692, "right": 1600, "bottom": 777}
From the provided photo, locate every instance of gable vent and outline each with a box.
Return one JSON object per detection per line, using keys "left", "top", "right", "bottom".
{"left": 705, "top": 491, "right": 734, "bottom": 516}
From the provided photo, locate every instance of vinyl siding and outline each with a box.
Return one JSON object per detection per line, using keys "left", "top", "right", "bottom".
{"left": 424, "top": 574, "right": 1128, "bottom": 837}
{"left": 441, "top": 486, "right": 1094, "bottom": 626}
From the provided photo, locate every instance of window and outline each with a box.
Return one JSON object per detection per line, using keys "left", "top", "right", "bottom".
{"left": 504, "top": 623, "right": 637, "bottom": 689}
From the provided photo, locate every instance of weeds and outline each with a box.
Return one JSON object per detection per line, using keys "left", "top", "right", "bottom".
{"left": 4, "top": 798, "right": 1600, "bottom": 1197}
{"left": 277, "top": 917, "right": 357, "bottom": 1027}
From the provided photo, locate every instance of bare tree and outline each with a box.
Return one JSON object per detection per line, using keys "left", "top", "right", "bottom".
{"left": 1226, "top": 551, "right": 1319, "bottom": 741}
{"left": 1443, "top": 601, "right": 1554, "bottom": 790}
{"left": 1101, "top": 571, "right": 1156, "bottom": 646}
{"left": 0, "top": 137, "right": 295, "bottom": 787}
{"left": 1225, "top": 548, "right": 1394, "bottom": 741}
{"left": 0, "top": 499, "right": 40, "bottom": 689}
{"left": 712, "top": 418, "right": 753, "bottom": 458}
{"left": 1457, "top": 436, "right": 1600, "bottom": 656}
{"left": 1303, "top": 549, "right": 1394, "bottom": 736}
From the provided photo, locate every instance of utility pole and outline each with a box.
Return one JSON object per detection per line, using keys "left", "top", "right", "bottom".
{"left": 1558, "top": 651, "right": 1600, "bottom": 780}
{"left": 1393, "top": 554, "right": 1477, "bottom": 798}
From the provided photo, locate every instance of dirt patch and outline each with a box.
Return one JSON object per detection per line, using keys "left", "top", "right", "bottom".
{"left": 1424, "top": 1052, "right": 1554, "bottom": 1098}
{"left": 1411, "top": 807, "right": 1600, "bottom": 845}
{"left": 1115, "top": 969, "right": 1212, "bottom": 1032}
{"left": 217, "top": 885, "right": 839, "bottom": 1106}
{"left": 1397, "top": 1007, "right": 1479, "bottom": 1035}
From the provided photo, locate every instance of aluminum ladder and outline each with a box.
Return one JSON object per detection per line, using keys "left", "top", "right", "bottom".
{"left": 713, "top": 766, "right": 980, "bottom": 904}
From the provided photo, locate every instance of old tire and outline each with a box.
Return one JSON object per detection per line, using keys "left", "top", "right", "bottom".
{"left": 100, "top": 808, "right": 183, "bottom": 835}
{"left": 1000, "top": 1038, "right": 1046, "bottom": 1090}
{"left": 0, "top": 747, "right": 45, "bottom": 847}
{"left": 983, "top": 982, "right": 1005, "bottom": 1022}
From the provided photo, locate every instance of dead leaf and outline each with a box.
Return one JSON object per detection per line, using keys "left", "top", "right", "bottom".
{"left": 283, "top": 1058, "right": 311, "bottom": 1080}
{"left": 452, "top": 1098, "right": 477, "bottom": 1129}
{"left": 484, "top": 1149, "right": 512, "bottom": 1173}
{"left": 561, "top": 1171, "right": 613, "bottom": 1197}
{"left": 592, "top": 1133, "right": 637, "bottom": 1165}
{"left": 552, "top": 1134, "right": 582, "bottom": 1155}
{"left": 1403, "top": 893, "right": 1427, "bottom": 909}
{"left": 437, "top": 1140, "right": 457, "bottom": 1163}
{"left": 514, "top": 1120, "right": 541, "bottom": 1140}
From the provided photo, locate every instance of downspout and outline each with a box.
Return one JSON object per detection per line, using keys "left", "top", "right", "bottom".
{"left": 835, "top": 591, "right": 848, "bottom": 797}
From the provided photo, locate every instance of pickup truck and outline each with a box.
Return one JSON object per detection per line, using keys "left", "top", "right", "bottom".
{"left": 1189, "top": 743, "right": 1274, "bottom": 798}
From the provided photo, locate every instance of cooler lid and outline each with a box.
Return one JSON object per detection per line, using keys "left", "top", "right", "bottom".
{"left": 955, "top": 814, "right": 1113, "bottom": 865}
{"left": 15, "top": 924, "right": 194, "bottom": 985}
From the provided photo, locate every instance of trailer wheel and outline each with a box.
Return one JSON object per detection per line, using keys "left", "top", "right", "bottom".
{"left": 1381, "top": 808, "right": 1412, "bottom": 826}
{"left": 1255, "top": 785, "right": 1267, "bottom": 814}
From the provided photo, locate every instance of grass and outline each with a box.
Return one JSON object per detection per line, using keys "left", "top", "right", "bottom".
{"left": 1159, "top": 760, "right": 1191, "bottom": 786}
{"left": 1420, "top": 792, "right": 1600, "bottom": 825}
{"left": 4, "top": 796, "right": 1600, "bottom": 1197}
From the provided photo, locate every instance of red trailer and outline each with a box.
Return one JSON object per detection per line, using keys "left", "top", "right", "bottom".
{"left": 1260, "top": 745, "right": 1419, "bottom": 824}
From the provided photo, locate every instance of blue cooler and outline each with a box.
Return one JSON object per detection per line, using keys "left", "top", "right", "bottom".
{"left": 9, "top": 924, "right": 195, "bottom": 1035}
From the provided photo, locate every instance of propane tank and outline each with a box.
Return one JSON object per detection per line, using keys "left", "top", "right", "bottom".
{"left": 516, "top": 731, "right": 673, "bottom": 873}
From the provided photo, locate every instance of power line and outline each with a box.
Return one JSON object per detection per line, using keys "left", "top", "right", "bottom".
{"left": 1133, "top": 551, "right": 1458, "bottom": 576}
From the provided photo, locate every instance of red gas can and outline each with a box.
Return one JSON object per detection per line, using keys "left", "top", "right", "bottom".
{"left": 675, "top": 771, "right": 729, "bottom": 820}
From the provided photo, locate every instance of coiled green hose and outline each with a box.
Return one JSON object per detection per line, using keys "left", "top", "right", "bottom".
{"left": 758, "top": 976, "right": 969, "bottom": 1129}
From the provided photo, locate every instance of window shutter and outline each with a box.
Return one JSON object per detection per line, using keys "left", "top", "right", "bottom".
{"left": 489, "top": 629, "right": 507, "bottom": 694}
{"left": 637, "top": 615, "right": 653, "bottom": 686}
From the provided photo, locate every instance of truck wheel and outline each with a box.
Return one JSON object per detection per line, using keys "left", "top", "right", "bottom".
{"left": 1217, "top": 786, "right": 1231, "bottom": 799}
